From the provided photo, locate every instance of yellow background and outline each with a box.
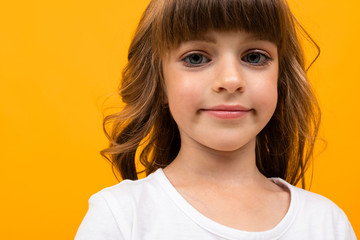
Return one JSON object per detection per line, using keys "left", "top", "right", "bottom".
{"left": 0, "top": 0, "right": 359, "bottom": 238}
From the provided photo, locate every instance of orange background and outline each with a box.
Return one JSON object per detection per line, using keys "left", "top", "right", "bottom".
{"left": 0, "top": 0, "right": 359, "bottom": 238}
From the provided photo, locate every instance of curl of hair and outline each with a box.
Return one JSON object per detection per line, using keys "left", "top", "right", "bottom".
{"left": 100, "top": 0, "right": 321, "bottom": 188}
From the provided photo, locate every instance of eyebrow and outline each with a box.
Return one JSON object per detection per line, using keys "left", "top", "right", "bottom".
{"left": 184, "top": 33, "right": 265, "bottom": 44}
{"left": 194, "top": 35, "right": 217, "bottom": 43}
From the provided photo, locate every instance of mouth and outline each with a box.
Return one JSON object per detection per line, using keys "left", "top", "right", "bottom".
{"left": 201, "top": 105, "right": 252, "bottom": 119}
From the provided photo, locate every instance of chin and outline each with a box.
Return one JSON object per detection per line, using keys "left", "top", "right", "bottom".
{"left": 203, "top": 139, "right": 253, "bottom": 152}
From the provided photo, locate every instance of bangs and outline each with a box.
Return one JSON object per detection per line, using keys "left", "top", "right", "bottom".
{"left": 153, "top": 0, "right": 288, "bottom": 54}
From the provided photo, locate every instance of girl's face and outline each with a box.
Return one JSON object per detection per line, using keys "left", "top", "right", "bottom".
{"left": 162, "top": 30, "right": 278, "bottom": 152}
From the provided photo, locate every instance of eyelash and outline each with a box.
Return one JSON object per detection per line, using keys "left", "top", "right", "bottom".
{"left": 181, "top": 50, "right": 273, "bottom": 68}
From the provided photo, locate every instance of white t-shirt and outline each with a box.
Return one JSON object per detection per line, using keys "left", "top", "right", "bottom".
{"left": 75, "top": 168, "right": 357, "bottom": 239}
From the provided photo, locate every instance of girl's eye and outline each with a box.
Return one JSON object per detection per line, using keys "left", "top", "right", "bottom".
{"left": 241, "top": 52, "right": 271, "bottom": 66}
{"left": 182, "top": 53, "right": 210, "bottom": 67}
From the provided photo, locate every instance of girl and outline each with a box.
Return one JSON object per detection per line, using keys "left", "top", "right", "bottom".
{"left": 76, "top": 0, "right": 356, "bottom": 239}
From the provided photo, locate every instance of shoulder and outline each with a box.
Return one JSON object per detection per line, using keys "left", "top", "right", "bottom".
{"left": 75, "top": 170, "right": 162, "bottom": 240}
{"left": 273, "top": 178, "right": 344, "bottom": 214}
{"left": 275, "top": 179, "right": 356, "bottom": 237}
{"left": 289, "top": 183, "right": 345, "bottom": 216}
{"left": 91, "top": 170, "right": 160, "bottom": 208}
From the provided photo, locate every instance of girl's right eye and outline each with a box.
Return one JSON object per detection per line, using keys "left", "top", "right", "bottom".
{"left": 181, "top": 53, "right": 211, "bottom": 67}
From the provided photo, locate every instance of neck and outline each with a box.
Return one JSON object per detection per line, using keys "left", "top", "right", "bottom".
{"left": 164, "top": 138, "right": 264, "bottom": 187}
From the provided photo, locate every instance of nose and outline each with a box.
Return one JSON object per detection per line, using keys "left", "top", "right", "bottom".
{"left": 212, "top": 55, "right": 245, "bottom": 93}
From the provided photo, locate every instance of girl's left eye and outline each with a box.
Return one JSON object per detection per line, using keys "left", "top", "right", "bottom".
{"left": 181, "top": 53, "right": 210, "bottom": 67}
{"left": 241, "top": 52, "right": 272, "bottom": 66}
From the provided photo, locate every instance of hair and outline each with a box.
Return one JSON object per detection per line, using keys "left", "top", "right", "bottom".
{"left": 100, "top": 0, "right": 321, "bottom": 188}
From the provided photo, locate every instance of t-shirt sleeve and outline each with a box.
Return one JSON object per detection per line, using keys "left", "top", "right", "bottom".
{"left": 336, "top": 208, "right": 357, "bottom": 240}
{"left": 345, "top": 221, "right": 357, "bottom": 240}
{"left": 74, "top": 192, "right": 125, "bottom": 240}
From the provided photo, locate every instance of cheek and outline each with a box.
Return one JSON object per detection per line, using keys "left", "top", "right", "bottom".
{"left": 165, "top": 72, "right": 205, "bottom": 108}
{"left": 250, "top": 71, "right": 278, "bottom": 113}
{"left": 259, "top": 83, "right": 278, "bottom": 107}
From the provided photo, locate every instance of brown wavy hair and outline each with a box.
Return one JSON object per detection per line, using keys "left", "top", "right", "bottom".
{"left": 100, "top": 0, "right": 321, "bottom": 188}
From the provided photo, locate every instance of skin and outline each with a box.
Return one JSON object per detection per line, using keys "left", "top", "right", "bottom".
{"left": 162, "top": 31, "right": 290, "bottom": 231}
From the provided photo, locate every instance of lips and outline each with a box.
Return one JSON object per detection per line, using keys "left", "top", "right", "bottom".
{"left": 201, "top": 105, "right": 251, "bottom": 119}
